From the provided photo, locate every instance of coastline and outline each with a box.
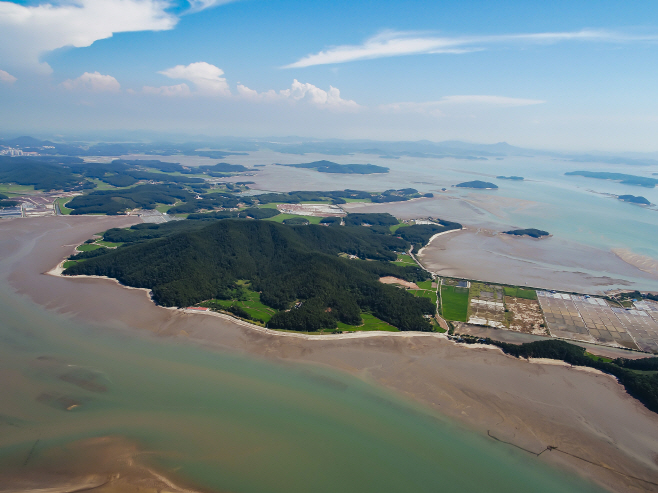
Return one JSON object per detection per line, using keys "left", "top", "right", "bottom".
{"left": 5, "top": 216, "right": 658, "bottom": 492}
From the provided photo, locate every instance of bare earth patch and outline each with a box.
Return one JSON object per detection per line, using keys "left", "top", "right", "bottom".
{"left": 379, "top": 276, "right": 419, "bottom": 289}
{"left": 506, "top": 296, "right": 548, "bottom": 335}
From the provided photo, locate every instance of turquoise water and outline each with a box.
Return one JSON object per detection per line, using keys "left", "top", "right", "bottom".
{"left": 0, "top": 242, "right": 603, "bottom": 492}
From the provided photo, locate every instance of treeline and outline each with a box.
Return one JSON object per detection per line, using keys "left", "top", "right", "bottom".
{"left": 398, "top": 222, "right": 462, "bottom": 250}
{"left": 0, "top": 193, "right": 19, "bottom": 208}
{"left": 64, "top": 220, "right": 435, "bottom": 331}
{"left": 0, "top": 156, "right": 87, "bottom": 191}
{"left": 280, "top": 161, "right": 389, "bottom": 174}
{"left": 489, "top": 339, "right": 658, "bottom": 414}
{"left": 67, "top": 184, "right": 193, "bottom": 215}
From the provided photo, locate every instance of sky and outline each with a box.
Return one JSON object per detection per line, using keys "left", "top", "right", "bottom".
{"left": 0, "top": 0, "right": 657, "bottom": 151}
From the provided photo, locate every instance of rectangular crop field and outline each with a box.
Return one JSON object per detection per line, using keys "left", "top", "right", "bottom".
{"left": 503, "top": 287, "right": 537, "bottom": 300}
{"left": 440, "top": 285, "right": 469, "bottom": 322}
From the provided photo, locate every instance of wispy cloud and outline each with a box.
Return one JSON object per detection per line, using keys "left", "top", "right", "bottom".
{"left": 0, "top": 69, "right": 16, "bottom": 84}
{"left": 61, "top": 71, "right": 121, "bottom": 92}
{"left": 284, "top": 29, "right": 658, "bottom": 68}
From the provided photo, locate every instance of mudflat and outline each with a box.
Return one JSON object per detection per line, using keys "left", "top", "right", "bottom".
{"left": 4, "top": 216, "right": 658, "bottom": 492}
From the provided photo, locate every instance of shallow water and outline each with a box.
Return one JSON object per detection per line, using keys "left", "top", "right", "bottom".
{"left": 0, "top": 224, "right": 604, "bottom": 491}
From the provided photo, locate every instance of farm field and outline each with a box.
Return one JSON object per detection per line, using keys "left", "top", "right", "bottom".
{"left": 440, "top": 284, "right": 469, "bottom": 322}
{"left": 76, "top": 243, "right": 103, "bottom": 252}
{"left": 55, "top": 197, "right": 72, "bottom": 214}
{"left": 503, "top": 286, "right": 538, "bottom": 300}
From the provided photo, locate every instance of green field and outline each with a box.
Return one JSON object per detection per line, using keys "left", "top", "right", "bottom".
{"left": 440, "top": 285, "right": 470, "bottom": 322}
{"left": 62, "top": 260, "right": 83, "bottom": 269}
{"left": 55, "top": 197, "right": 73, "bottom": 214}
{"left": 389, "top": 222, "right": 409, "bottom": 233}
{"left": 265, "top": 214, "right": 323, "bottom": 224}
{"left": 503, "top": 287, "right": 537, "bottom": 300}
{"left": 336, "top": 313, "right": 399, "bottom": 332}
{"left": 258, "top": 203, "right": 282, "bottom": 209}
{"left": 342, "top": 197, "right": 372, "bottom": 203}
{"left": 156, "top": 202, "right": 178, "bottom": 213}
{"left": 76, "top": 243, "right": 103, "bottom": 252}
{"left": 392, "top": 253, "right": 416, "bottom": 266}
{"left": 412, "top": 289, "right": 438, "bottom": 306}
{"left": 200, "top": 288, "right": 277, "bottom": 323}
{"left": 0, "top": 183, "right": 33, "bottom": 195}
{"left": 95, "top": 240, "right": 123, "bottom": 248}
{"left": 416, "top": 280, "right": 434, "bottom": 290}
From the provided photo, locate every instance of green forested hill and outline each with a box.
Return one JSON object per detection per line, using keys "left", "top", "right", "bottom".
{"left": 65, "top": 220, "right": 436, "bottom": 331}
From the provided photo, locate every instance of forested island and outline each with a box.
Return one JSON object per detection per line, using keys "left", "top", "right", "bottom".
{"left": 456, "top": 180, "right": 498, "bottom": 189}
{"left": 618, "top": 195, "right": 651, "bottom": 205}
{"left": 566, "top": 171, "right": 658, "bottom": 188}
{"left": 279, "top": 160, "right": 389, "bottom": 174}
{"left": 63, "top": 216, "right": 462, "bottom": 332}
{"left": 503, "top": 228, "right": 550, "bottom": 238}
{"left": 496, "top": 176, "right": 524, "bottom": 181}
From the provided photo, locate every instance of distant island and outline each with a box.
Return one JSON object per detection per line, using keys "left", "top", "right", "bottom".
{"left": 565, "top": 171, "right": 658, "bottom": 188}
{"left": 618, "top": 195, "right": 651, "bottom": 205}
{"left": 455, "top": 180, "right": 498, "bottom": 189}
{"left": 503, "top": 228, "right": 550, "bottom": 239}
{"left": 496, "top": 176, "right": 524, "bottom": 181}
{"left": 279, "top": 161, "right": 389, "bottom": 174}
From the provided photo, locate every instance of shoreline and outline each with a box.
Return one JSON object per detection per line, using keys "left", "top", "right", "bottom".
{"left": 5, "top": 217, "right": 658, "bottom": 493}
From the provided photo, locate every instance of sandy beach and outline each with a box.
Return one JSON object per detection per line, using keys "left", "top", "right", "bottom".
{"left": 3, "top": 216, "right": 658, "bottom": 492}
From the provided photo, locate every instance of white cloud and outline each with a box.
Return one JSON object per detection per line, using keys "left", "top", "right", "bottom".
{"left": 238, "top": 79, "right": 359, "bottom": 109}
{"left": 0, "top": 69, "right": 16, "bottom": 84}
{"left": 284, "top": 29, "right": 658, "bottom": 68}
{"left": 0, "top": 0, "right": 176, "bottom": 73}
{"left": 158, "top": 62, "right": 230, "bottom": 96}
{"left": 381, "top": 96, "right": 544, "bottom": 116}
{"left": 61, "top": 71, "right": 121, "bottom": 92}
{"left": 142, "top": 83, "right": 191, "bottom": 96}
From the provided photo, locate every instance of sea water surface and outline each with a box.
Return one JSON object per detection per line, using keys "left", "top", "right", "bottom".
{"left": 0, "top": 227, "right": 603, "bottom": 491}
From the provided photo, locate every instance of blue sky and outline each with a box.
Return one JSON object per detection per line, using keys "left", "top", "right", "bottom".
{"left": 1, "top": 0, "right": 657, "bottom": 150}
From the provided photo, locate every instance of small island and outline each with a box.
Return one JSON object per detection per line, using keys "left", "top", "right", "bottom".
{"left": 456, "top": 180, "right": 498, "bottom": 189}
{"left": 503, "top": 228, "right": 550, "bottom": 239}
{"left": 565, "top": 171, "right": 658, "bottom": 188}
{"left": 618, "top": 195, "right": 651, "bottom": 205}
{"left": 279, "top": 161, "right": 389, "bottom": 174}
{"left": 496, "top": 176, "right": 524, "bottom": 181}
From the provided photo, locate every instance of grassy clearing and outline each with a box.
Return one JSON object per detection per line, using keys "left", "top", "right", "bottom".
{"left": 200, "top": 288, "right": 277, "bottom": 323}
{"left": 412, "top": 289, "right": 438, "bottom": 306}
{"left": 62, "top": 260, "right": 82, "bottom": 269}
{"left": 56, "top": 197, "right": 73, "bottom": 214}
{"left": 416, "top": 280, "right": 434, "bottom": 290}
{"left": 266, "top": 214, "right": 323, "bottom": 224}
{"left": 342, "top": 197, "right": 372, "bottom": 203}
{"left": 440, "top": 285, "right": 470, "bottom": 322}
{"left": 336, "top": 313, "right": 399, "bottom": 332}
{"left": 503, "top": 286, "right": 537, "bottom": 300}
{"left": 258, "top": 202, "right": 282, "bottom": 209}
{"left": 390, "top": 222, "right": 409, "bottom": 233}
{"left": 0, "top": 183, "right": 34, "bottom": 195}
{"left": 391, "top": 253, "right": 416, "bottom": 266}
{"left": 95, "top": 240, "right": 123, "bottom": 248}
{"left": 76, "top": 243, "right": 103, "bottom": 252}
{"left": 585, "top": 352, "right": 613, "bottom": 363}
{"left": 155, "top": 202, "right": 180, "bottom": 213}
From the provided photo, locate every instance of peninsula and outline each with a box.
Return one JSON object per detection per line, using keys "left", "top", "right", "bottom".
{"left": 278, "top": 160, "right": 389, "bottom": 174}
